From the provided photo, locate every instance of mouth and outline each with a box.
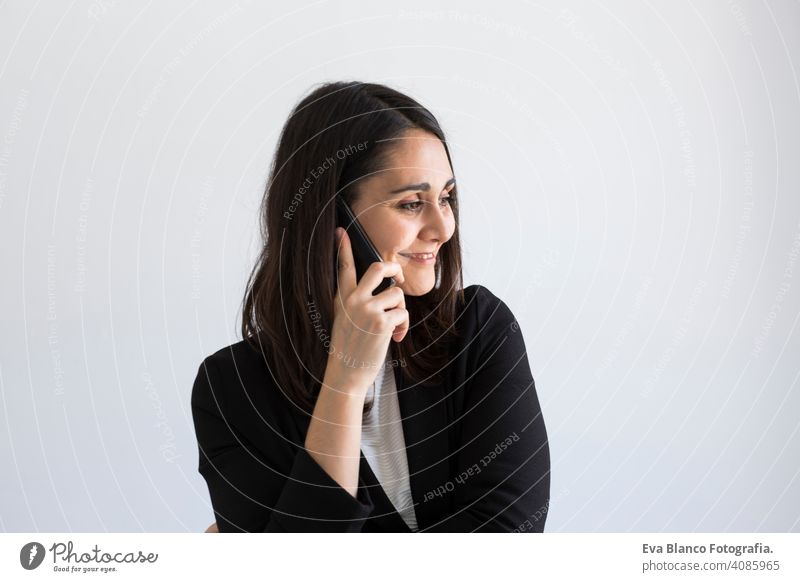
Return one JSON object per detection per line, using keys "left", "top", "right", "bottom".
{"left": 399, "top": 251, "right": 436, "bottom": 264}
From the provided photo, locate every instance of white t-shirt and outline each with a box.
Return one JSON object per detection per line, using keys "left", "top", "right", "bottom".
{"left": 361, "top": 348, "right": 419, "bottom": 532}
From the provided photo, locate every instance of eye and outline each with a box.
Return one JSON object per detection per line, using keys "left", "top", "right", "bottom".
{"left": 399, "top": 194, "right": 453, "bottom": 213}
{"left": 399, "top": 201, "right": 424, "bottom": 212}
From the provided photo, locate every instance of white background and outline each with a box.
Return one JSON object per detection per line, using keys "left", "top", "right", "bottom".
{"left": 0, "top": 0, "right": 798, "bottom": 532}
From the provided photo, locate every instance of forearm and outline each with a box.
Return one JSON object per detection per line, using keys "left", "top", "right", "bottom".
{"left": 304, "top": 371, "right": 367, "bottom": 498}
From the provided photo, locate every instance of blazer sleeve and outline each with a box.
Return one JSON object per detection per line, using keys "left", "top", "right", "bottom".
{"left": 425, "top": 289, "right": 551, "bottom": 532}
{"left": 191, "top": 356, "right": 375, "bottom": 532}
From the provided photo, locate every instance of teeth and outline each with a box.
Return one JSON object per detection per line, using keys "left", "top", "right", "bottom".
{"left": 404, "top": 253, "right": 433, "bottom": 259}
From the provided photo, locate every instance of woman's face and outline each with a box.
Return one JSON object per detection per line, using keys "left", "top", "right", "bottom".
{"left": 350, "top": 129, "right": 456, "bottom": 296}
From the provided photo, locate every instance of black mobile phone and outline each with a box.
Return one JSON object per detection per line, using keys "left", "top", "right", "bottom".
{"left": 335, "top": 196, "right": 396, "bottom": 295}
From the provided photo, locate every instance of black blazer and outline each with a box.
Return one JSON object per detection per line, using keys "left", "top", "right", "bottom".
{"left": 191, "top": 284, "right": 551, "bottom": 532}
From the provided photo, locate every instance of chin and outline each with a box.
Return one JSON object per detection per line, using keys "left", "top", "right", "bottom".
{"left": 399, "top": 277, "right": 435, "bottom": 297}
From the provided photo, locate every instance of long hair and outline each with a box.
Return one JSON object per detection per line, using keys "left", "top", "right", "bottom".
{"left": 241, "top": 81, "right": 464, "bottom": 414}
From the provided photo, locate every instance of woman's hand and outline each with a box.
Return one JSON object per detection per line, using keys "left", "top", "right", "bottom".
{"left": 326, "top": 226, "right": 408, "bottom": 394}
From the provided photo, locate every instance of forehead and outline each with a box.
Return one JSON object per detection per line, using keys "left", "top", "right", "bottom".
{"left": 377, "top": 130, "right": 452, "bottom": 182}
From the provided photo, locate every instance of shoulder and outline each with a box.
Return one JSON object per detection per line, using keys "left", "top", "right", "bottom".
{"left": 449, "top": 285, "right": 532, "bottom": 399}
{"left": 190, "top": 337, "right": 275, "bottom": 410}
{"left": 461, "top": 284, "right": 518, "bottom": 332}
{"left": 205, "top": 337, "right": 269, "bottom": 372}
{"left": 194, "top": 337, "right": 271, "bottom": 382}
{"left": 455, "top": 284, "right": 522, "bottom": 359}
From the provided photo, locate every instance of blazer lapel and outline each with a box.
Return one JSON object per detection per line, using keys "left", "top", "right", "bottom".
{"left": 394, "top": 363, "right": 452, "bottom": 530}
{"left": 357, "top": 453, "right": 412, "bottom": 531}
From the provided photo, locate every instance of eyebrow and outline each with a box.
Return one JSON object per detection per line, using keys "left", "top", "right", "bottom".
{"left": 388, "top": 177, "right": 456, "bottom": 196}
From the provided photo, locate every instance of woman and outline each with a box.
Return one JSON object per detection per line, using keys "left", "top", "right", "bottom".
{"left": 191, "top": 81, "right": 550, "bottom": 532}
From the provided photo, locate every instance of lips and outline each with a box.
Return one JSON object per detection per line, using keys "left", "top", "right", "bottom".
{"left": 400, "top": 251, "right": 436, "bottom": 259}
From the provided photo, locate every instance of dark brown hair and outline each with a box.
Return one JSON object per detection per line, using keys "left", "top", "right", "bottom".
{"left": 241, "top": 81, "right": 464, "bottom": 414}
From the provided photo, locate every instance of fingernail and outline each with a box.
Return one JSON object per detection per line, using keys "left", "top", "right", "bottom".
{"left": 335, "top": 228, "right": 342, "bottom": 242}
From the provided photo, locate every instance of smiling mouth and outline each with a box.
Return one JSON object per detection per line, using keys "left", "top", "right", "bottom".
{"left": 399, "top": 252, "right": 435, "bottom": 260}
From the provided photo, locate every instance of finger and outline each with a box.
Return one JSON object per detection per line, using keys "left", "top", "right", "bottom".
{"left": 335, "top": 227, "right": 357, "bottom": 300}
{"left": 392, "top": 323, "right": 408, "bottom": 343}
{"left": 371, "top": 284, "right": 405, "bottom": 312}
{"left": 386, "top": 308, "right": 409, "bottom": 342}
{"left": 357, "top": 260, "right": 405, "bottom": 296}
{"left": 373, "top": 287, "right": 408, "bottom": 342}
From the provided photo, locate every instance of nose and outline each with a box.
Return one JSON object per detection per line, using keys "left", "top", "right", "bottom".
{"left": 419, "top": 199, "right": 450, "bottom": 241}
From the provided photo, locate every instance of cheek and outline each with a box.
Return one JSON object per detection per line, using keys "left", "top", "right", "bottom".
{"left": 368, "top": 216, "right": 410, "bottom": 253}
{"left": 444, "top": 213, "right": 456, "bottom": 240}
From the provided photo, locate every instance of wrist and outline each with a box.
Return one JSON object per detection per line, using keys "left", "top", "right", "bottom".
{"left": 321, "top": 367, "right": 369, "bottom": 399}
